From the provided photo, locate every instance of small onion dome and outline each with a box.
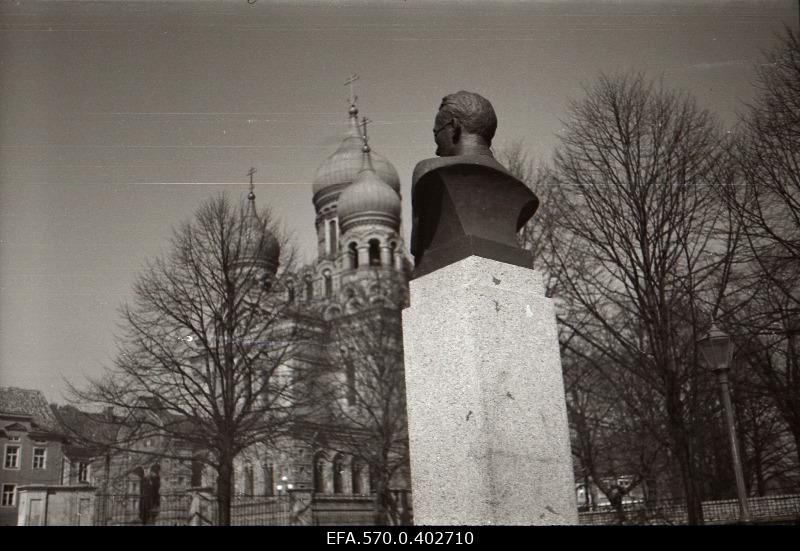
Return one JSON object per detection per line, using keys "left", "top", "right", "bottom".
{"left": 312, "top": 105, "right": 400, "bottom": 211}
{"left": 238, "top": 195, "right": 281, "bottom": 278}
{"left": 338, "top": 145, "right": 401, "bottom": 232}
{"left": 257, "top": 230, "right": 281, "bottom": 276}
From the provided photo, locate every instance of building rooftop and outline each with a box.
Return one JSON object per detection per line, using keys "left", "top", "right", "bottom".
{"left": 0, "top": 386, "right": 58, "bottom": 430}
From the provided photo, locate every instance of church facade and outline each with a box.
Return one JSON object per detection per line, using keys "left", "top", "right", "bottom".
{"left": 225, "top": 100, "right": 412, "bottom": 523}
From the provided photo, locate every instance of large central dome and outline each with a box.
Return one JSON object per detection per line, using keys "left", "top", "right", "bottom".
{"left": 312, "top": 104, "right": 400, "bottom": 210}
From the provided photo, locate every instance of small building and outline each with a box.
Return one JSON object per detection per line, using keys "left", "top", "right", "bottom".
{"left": 0, "top": 387, "right": 69, "bottom": 526}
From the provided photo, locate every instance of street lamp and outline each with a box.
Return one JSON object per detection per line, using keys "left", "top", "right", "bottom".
{"left": 698, "top": 323, "right": 752, "bottom": 523}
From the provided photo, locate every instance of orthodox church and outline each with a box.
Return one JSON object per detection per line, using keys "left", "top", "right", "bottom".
{"left": 226, "top": 98, "right": 412, "bottom": 523}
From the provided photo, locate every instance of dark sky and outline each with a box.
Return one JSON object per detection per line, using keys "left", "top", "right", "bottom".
{"left": 0, "top": 0, "right": 797, "bottom": 401}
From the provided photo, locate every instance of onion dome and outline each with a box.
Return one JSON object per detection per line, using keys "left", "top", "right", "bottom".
{"left": 338, "top": 139, "right": 401, "bottom": 232}
{"left": 238, "top": 181, "right": 280, "bottom": 277}
{"left": 312, "top": 103, "right": 400, "bottom": 212}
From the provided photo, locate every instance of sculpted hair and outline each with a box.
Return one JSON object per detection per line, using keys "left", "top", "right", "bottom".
{"left": 438, "top": 91, "right": 498, "bottom": 145}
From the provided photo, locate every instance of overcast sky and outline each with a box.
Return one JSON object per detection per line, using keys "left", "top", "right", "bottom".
{"left": 1, "top": 0, "right": 797, "bottom": 402}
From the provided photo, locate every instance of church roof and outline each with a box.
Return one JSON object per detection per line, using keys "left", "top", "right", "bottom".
{"left": 240, "top": 182, "right": 280, "bottom": 274}
{"left": 312, "top": 103, "right": 400, "bottom": 207}
{"left": 338, "top": 142, "right": 401, "bottom": 229}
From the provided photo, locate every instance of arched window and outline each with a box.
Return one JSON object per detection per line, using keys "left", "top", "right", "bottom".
{"left": 263, "top": 463, "right": 274, "bottom": 496}
{"left": 351, "top": 459, "right": 365, "bottom": 495}
{"left": 369, "top": 464, "right": 378, "bottom": 495}
{"left": 328, "top": 219, "right": 338, "bottom": 255}
{"left": 346, "top": 361, "right": 356, "bottom": 406}
{"left": 349, "top": 242, "right": 359, "bottom": 269}
{"left": 287, "top": 281, "right": 295, "bottom": 304}
{"left": 313, "top": 453, "right": 326, "bottom": 494}
{"left": 305, "top": 274, "right": 313, "bottom": 302}
{"left": 323, "top": 270, "right": 333, "bottom": 298}
{"left": 368, "top": 239, "right": 381, "bottom": 266}
{"left": 243, "top": 463, "right": 254, "bottom": 495}
{"left": 191, "top": 458, "right": 204, "bottom": 487}
{"left": 332, "top": 454, "right": 346, "bottom": 495}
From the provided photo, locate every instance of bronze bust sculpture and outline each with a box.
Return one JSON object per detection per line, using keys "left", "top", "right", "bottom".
{"left": 410, "top": 91, "right": 539, "bottom": 277}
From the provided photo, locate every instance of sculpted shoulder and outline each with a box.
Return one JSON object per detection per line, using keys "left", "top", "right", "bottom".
{"left": 411, "top": 154, "right": 518, "bottom": 196}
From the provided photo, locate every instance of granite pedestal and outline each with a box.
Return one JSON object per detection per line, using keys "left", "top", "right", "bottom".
{"left": 402, "top": 256, "right": 577, "bottom": 525}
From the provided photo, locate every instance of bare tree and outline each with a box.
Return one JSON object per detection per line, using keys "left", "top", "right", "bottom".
{"left": 498, "top": 141, "right": 665, "bottom": 521}
{"left": 496, "top": 142, "right": 575, "bottom": 296}
{"left": 548, "top": 72, "right": 739, "bottom": 524}
{"left": 67, "top": 193, "right": 311, "bottom": 525}
{"left": 728, "top": 28, "right": 800, "bottom": 294}
{"left": 717, "top": 28, "right": 800, "bottom": 474}
{"left": 564, "top": 340, "right": 670, "bottom": 522}
{"left": 722, "top": 278, "right": 800, "bottom": 478}
{"left": 311, "top": 280, "right": 410, "bottom": 525}
{"left": 730, "top": 362, "right": 800, "bottom": 495}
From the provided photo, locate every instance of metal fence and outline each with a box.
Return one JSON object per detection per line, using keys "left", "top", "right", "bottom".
{"left": 230, "top": 495, "right": 292, "bottom": 526}
{"left": 579, "top": 493, "right": 800, "bottom": 525}
{"left": 95, "top": 490, "right": 800, "bottom": 526}
{"left": 95, "top": 493, "right": 291, "bottom": 526}
{"left": 93, "top": 491, "right": 406, "bottom": 526}
{"left": 94, "top": 493, "right": 192, "bottom": 526}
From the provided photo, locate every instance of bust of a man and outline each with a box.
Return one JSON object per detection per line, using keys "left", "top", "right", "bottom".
{"left": 410, "top": 91, "right": 538, "bottom": 277}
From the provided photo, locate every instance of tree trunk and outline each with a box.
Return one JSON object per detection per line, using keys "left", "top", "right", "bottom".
{"left": 372, "top": 469, "right": 398, "bottom": 526}
{"left": 792, "top": 425, "right": 800, "bottom": 487}
{"left": 673, "top": 429, "right": 704, "bottom": 525}
{"left": 372, "top": 476, "right": 387, "bottom": 525}
{"left": 216, "top": 457, "right": 234, "bottom": 526}
{"left": 611, "top": 489, "right": 627, "bottom": 524}
{"left": 754, "top": 448, "right": 765, "bottom": 497}
{"left": 583, "top": 473, "right": 592, "bottom": 510}
{"left": 101, "top": 452, "right": 111, "bottom": 526}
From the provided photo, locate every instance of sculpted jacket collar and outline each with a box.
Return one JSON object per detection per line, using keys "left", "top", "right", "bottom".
{"left": 411, "top": 146, "right": 503, "bottom": 189}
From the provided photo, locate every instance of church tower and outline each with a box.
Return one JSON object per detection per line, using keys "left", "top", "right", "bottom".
{"left": 311, "top": 101, "right": 400, "bottom": 262}
{"left": 336, "top": 116, "right": 406, "bottom": 297}
{"left": 304, "top": 99, "right": 408, "bottom": 316}
{"left": 237, "top": 169, "right": 280, "bottom": 290}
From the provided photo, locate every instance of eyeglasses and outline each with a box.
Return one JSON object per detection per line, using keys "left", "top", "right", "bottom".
{"left": 433, "top": 120, "right": 453, "bottom": 137}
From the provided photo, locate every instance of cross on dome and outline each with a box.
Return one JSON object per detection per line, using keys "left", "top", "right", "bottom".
{"left": 359, "top": 116, "right": 372, "bottom": 151}
{"left": 345, "top": 73, "right": 360, "bottom": 109}
{"left": 358, "top": 116, "right": 376, "bottom": 173}
{"left": 247, "top": 167, "right": 257, "bottom": 201}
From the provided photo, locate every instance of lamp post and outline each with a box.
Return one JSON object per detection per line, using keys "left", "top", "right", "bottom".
{"left": 698, "top": 323, "right": 752, "bottom": 523}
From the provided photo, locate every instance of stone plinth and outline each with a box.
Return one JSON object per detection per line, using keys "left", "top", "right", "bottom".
{"left": 402, "top": 256, "right": 577, "bottom": 525}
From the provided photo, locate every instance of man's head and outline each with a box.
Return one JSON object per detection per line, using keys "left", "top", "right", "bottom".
{"left": 434, "top": 91, "right": 497, "bottom": 156}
